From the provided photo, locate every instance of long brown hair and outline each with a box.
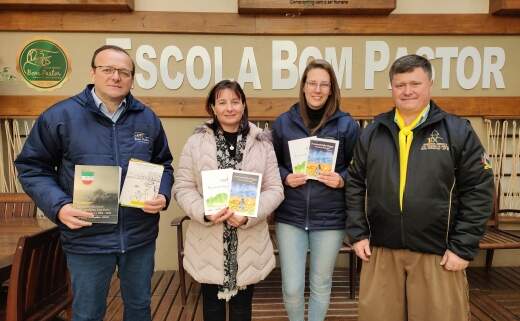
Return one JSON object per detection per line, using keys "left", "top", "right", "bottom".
{"left": 298, "top": 59, "right": 341, "bottom": 135}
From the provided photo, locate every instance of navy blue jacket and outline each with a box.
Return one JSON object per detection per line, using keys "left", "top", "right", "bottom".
{"left": 272, "top": 103, "right": 360, "bottom": 230}
{"left": 15, "top": 85, "right": 174, "bottom": 254}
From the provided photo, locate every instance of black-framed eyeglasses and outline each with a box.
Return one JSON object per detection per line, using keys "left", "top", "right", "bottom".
{"left": 94, "top": 65, "right": 133, "bottom": 79}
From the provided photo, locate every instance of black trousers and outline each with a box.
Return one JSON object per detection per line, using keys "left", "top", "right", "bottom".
{"left": 201, "top": 283, "right": 255, "bottom": 321}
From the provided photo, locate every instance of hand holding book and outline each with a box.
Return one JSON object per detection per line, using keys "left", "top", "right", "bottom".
{"left": 206, "top": 207, "right": 234, "bottom": 224}
{"left": 284, "top": 173, "right": 307, "bottom": 188}
{"left": 58, "top": 204, "right": 94, "bottom": 229}
{"left": 142, "top": 194, "right": 166, "bottom": 214}
{"left": 316, "top": 171, "right": 344, "bottom": 188}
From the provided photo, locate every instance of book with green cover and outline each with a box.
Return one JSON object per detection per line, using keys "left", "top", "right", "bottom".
{"left": 201, "top": 169, "right": 232, "bottom": 216}
{"left": 73, "top": 165, "right": 121, "bottom": 224}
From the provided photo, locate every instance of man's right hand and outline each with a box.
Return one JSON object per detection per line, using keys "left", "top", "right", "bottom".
{"left": 58, "top": 204, "right": 94, "bottom": 229}
{"left": 353, "top": 239, "right": 371, "bottom": 262}
{"left": 285, "top": 173, "right": 307, "bottom": 188}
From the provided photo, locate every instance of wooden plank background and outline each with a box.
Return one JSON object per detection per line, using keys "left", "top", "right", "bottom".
{"left": 1, "top": 12, "right": 520, "bottom": 35}
{"left": 0, "top": 0, "right": 134, "bottom": 11}
{"left": 1, "top": 96, "right": 518, "bottom": 119}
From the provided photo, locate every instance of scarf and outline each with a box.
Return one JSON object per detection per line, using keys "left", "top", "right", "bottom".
{"left": 214, "top": 127, "right": 247, "bottom": 300}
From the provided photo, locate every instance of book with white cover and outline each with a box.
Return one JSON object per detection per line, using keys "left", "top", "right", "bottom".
{"left": 120, "top": 159, "right": 164, "bottom": 208}
{"left": 201, "top": 169, "right": 232, "bottom": 216}
{"left": 306, "top": 138, "right": 339, "bottom": 180}
{"left": 229, "top": 170, "right": 262, "bottom": 218}
{"left": 288, "top": 137, "right": 315, "bottom": 174}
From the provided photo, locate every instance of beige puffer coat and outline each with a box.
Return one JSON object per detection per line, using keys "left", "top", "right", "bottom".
{"left": 173, "top": 122, "right": 284, "bottom": 286}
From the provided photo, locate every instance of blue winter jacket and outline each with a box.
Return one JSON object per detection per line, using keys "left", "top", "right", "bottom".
{"left": 272, "top": 103, "right": 360, "bottom": 230}
{"left": 15, "top": 85, "right": 174, "bottom": 254}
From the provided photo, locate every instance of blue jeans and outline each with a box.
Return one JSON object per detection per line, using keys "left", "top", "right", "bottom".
{"left": 276, "top": 222, "right": 345, "bottom": 321}
{"left": 65, "top": 242, "right": 156, "bottom": 321}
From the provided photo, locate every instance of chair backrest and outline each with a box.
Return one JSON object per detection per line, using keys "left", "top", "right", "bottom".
{"left": 6, "top": 226, "right": 71, "bottom": 321}
{"left": 0, "top": 193, "right": 37, "bottom": 219}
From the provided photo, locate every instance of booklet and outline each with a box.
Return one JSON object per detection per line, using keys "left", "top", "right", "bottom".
{"left": 288, "top": 136, "right": 315, "bottom": 174}
{"left": 201, "top": 169, "right": 232, "bottom": 216}
{"left": 228, "top": 170, "right": 262, "bottom": 217}
{"left": 120, "top": 159, "right": 164, "bottom": 208}
{"left": 306, "top": 138, "right": 339, "bottom": 180}
{"left": 73, "top": 165, "right": 121, "bottom": 224}
{"left": 201, "top": 169, "right": 262, "bottom": 217}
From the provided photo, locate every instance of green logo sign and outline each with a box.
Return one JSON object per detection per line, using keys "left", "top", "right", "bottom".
{"left": 17, "top": 39, "right": 70, "bottom": 90}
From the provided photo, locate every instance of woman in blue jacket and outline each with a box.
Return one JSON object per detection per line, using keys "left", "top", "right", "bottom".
{"left": 272, "top": 59, "right": 360, "bottom": 321}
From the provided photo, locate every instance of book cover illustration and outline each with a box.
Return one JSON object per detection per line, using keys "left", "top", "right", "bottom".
{"left": 73, "top": 165, "right": 121, "bottom": 224}
{"left": 201, "top": 169, "right": 232, "bottom": 216}
{"left": 306, "top": 138, "right": 339, "bottom": 179}
{"left": 228, "top": 170, "right": 262, "bottom": 218}
{"left": 288, "top": 136, "right": 315, "bottom": 174}
{"left": 120, "top": 159, "right": 164, "bottom": 208}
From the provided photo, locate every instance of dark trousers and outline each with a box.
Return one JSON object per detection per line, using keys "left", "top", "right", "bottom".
{"left": 201, "top": 283, "right": 255, "bottom": 321}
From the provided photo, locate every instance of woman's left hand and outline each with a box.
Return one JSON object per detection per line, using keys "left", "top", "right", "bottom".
{"left": 317, "top": 172, "right": 344, "bottom": 188}
{"left": 227, "top": 213, "right": 248, "bottom": 228}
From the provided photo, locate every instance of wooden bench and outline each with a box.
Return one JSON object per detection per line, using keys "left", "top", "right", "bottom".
{"left": 0, "top": 193, "right": 37, "bottom": 218}
{"left": 171, "top": 215, "right": 358, "bottom": 306}
{"left": 478, "top": 188, "right": 520, "bottom": 269}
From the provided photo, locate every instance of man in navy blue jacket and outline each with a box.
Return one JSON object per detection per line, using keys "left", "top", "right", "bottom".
{"left": 15, "top": 45, "right": 174, "bottom": 321}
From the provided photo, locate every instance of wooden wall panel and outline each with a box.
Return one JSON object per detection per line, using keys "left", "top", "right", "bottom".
{"left": 238, "top": 0, "right": 395, "bottom": 15}
{"left": 1, "top": 96, "right": 518, "bottom": 119}
{"left": 0, "top": 0, "right": 134, "bottom": 11}
{"left": 490, "top": 0, "right": 520, "bottom": 15}
{"left": 1, "top": 11, "right": 520, "bottom": 34}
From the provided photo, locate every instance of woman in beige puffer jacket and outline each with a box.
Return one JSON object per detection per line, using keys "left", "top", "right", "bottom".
{"left": 173, "top": 80, "right": 284, "bottom": 321}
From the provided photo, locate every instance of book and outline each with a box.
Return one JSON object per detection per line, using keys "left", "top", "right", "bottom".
{"left": 201, "top": 169, "right": 232, "bottom": 216}
{"left": 73, "top": 165, "right": 121, "bottom": 224}
{"left": 306, "top": 138, "right": 339, "bottom": 179}
{"left": 201, "top": 169, "right": 262, "bottom": 217}
{"left": 228, "top": 170, "right": 262, "bottom": 217}
{"left": 120, "top": 159, "right": 164, "bottom": 208}
{"left": 288, "top": 137, "right": 314, "bottom": 174}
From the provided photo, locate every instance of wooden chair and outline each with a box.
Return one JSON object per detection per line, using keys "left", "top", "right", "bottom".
{"left": 479, "top": 185, "right": 520, "bottom": 269}
{"left": 171, "top": 215, "right": 358, "bottom": 306}
{"left": 5, "top": 226, "right": 72, "bottom": 321}
{"left": 0, "top": 193, "right": 37, "bottom": 218}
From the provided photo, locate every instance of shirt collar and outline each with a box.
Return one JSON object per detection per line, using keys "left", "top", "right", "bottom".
{"left": 91, "top": 87, "right": 126, "bottom": 111}
{"left": 394, "top": 103, "right": 430, "bottom": 130}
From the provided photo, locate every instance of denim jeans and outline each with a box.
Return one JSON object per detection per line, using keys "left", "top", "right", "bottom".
{"left": 276, "top": 222, "right": 345, "bottom": 321}
{"left": 65, "top": 241, "right": 156, "bottom": 321}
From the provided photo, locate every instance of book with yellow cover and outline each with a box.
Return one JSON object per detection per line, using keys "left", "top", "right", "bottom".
{"left": 306, "top": 138, "right": 339, "bottom": 180}
{"left": 73, "top": 165, "right": 121, "bottom": 224}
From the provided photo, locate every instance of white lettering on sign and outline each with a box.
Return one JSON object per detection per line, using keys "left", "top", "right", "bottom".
{"left": 107, "top": 38, "right": 507, "bottom": 91}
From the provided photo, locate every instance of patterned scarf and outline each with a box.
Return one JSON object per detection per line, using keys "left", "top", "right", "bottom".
{"left": 214, "top": 127, "right": 247, "bottom": 301}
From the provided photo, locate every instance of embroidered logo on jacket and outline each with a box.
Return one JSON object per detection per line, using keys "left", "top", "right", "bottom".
{"left": 481, "top": 152, "right": 492, "bottom": 170}
{"left": 134, "top": 131, "right": 150, "bottom": 144}
{"left": 420, "top": 130, "right": 449, "bottom": 151}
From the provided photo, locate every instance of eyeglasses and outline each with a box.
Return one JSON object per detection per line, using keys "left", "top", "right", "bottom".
{"left": 306, "top": 81, "right": 331, "bottom": 90}
{"left": 94, "top": 65, "right": 133, "bottom": 79}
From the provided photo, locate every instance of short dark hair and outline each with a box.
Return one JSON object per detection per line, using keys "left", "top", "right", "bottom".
{"left": 389, "top": 54, "right": 432, "bottom": 82}
{"left": 91, "top": 45, "right": 135, "bottom": 76}
{"left": 205, "top": 80, "right": 250, "bottom": 135}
